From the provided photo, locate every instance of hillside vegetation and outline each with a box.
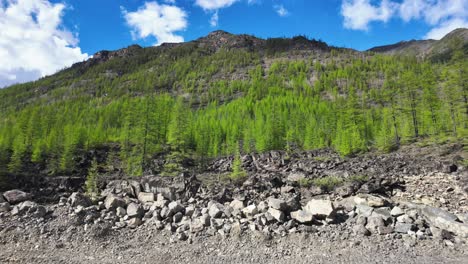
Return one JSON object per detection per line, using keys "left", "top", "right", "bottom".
{"left": 0, "top": 30, "right": 466, "bottom": 179}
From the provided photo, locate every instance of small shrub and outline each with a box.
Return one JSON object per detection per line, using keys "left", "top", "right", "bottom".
{"left": 85, "top": 158, "right": 99, "bottom": 197}
{"left": 348, "top": 174, "right": 368, "bottom": 183}
{"left": 312, "top": 176, "right": 344, "bottom": 191}
{"left": 230, "top": 151, "right": 247, "bottom": 181}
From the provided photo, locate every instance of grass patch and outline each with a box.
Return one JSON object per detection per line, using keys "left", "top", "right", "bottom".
{"left": 298, "top": 174, "right": 369, "bottom": 192}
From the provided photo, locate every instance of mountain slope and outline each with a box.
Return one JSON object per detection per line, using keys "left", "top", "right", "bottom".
{"left": 369, "top": 28, "right": 468, "bottom": 60}
{"left": 0, "top": 29, "right": 466, "bottom": 183}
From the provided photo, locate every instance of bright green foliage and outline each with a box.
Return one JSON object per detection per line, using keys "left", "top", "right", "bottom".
{"left": 230, "top": 145, "right": 247, "bottom": 181}
{"left": 85, "top": 158, "right": 99, "bottom": 196}
{"left": 0, "top": 42, "right": 466, "bottom": 176}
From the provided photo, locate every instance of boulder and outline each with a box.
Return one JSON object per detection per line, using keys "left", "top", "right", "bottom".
{"left": 67, "top": 192, "right": 92, "bottom": 208}
{"left": 116, "top": 207, "right": 126, "bottom": 217}
{"left": 390, "top": 206, "right": 405, "bottom": 217}
{"left": 3, "top": 190, "right": 31, "bottom": 204}
{"left": 353, "top": 224, "right": 371, "bottom": 236}
{"left": 137, "top": 192, "right": 155, "bottom": 203}
{"left": 0, "top": 193, "right": 5, "bottom": 203}
{"left": 230, "top": 199, "right": 245, "bottom": 211}
{"left": 421, "top": 206, "right": 468, "bottom": 238}
{"left": 355, "top": 204, "right": 373, "bottom": 217}
{"left": 127, "top": 203, "right": 144, "bottom": 218}
{"left": 394, "top": 222, "right": 414, "bottom": 234}
{"left": 209, "top": 202, "right": 224, "bottom": 218}
{"left": 372, "top": 207, "right": 392, "bottom": 222}
{"left": 290, "top": 210, "right": 314, "bottom": 224}
{"left": 304, "top": 199, "right": 335, "bottom": 219}
{"left": 168, "top": 201, "right": 184, "bottom": 216}
{"left": 242, "top": 204, "right": 258, "bottom": 218}
{"left": 104, "top": 195, "right": 126, "bottom": 211}
{"left": 128, "top": 217, "right": 142, "bottom": 228}
{"left": 353, "top": 194, "right": 388, "bottom": 208}
{"left": 190, "top": 218, "right": 206, "bottom": 233}
{"left": 268, "top": 208, "right": 285, "bottom": 222}
{"left": 267, "top": 197, "right": 288, "bottom": 211}
{"left": 366, "top": 215, "right": 385, "bottom": 233}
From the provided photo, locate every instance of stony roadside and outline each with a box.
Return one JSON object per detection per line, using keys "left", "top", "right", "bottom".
{"left": 0, "top": 144, "right": 467, "bottom": 263}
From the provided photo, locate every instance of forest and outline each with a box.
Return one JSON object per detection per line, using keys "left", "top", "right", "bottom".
{"left": 0, "top": 39, "right": 466, "bottom": 180}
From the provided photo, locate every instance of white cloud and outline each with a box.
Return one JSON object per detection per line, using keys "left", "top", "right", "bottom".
{"left": 195, "top": 0, "right": 239, "bottom": 10}
{"left": 210, "top": 11, "right": 219, "bottom": 27}
{"left": 0, "top": 0, "right": 88, "bottom": 88}
{"left": 341, "top": 0, "right": 397, "bottom": 30}
{"left": 274, "top": 4, "right": 289, "bottom": 17}
{"left": 122, "top": 1, "right": 187, "bottom": 45}
{"left": 341, "top": 0, "right": 468, "bottom": 39}
{"left": 195, "top": 0, "right": 239, "bottom": 27}
{"left": 425, "top": 17, "right": 468, "bottom": 39}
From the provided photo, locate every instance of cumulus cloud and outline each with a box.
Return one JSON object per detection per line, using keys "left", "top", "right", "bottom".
{"left": 122, "top": 1, "right": 187, "bottom": 45}
{"left": 341, "top": 0, "right": 397, "bottom": 30}
{"left": 274, "top": 4, "right": 289, "bottom": 17}
{"left": 341, "top": 0, "right": 468, "bottom": 39}
{"left": 195, "top": 0, "right": 239, "bottom": 10}
{"left": 0, "top": 0, "right": 89, "bottom": 88}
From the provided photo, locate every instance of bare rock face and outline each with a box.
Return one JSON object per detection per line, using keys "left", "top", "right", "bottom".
{"left": 3, "top": 190, "right": 32, "bottom": 204}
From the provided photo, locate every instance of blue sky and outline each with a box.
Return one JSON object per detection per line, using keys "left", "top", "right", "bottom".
{"left": 0, "top": 0, "right": 467, "bottom": 87}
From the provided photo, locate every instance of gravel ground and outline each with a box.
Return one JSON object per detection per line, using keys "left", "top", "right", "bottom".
{"left": 1, "top": 227, "right": 467, "bottom": 264}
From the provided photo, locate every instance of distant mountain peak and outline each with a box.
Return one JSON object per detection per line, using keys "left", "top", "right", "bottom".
{"left": 369, "top": 28, "right": 467, "bottom": 60}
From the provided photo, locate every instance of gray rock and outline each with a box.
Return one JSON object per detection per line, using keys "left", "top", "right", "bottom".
{"left": 210, "top": 218, "right": 224, "bottom": 230}
{"left": 0, "top": 202, "right": 10, "bottom": 212}
{"left": 0, "top": 193, "right": 4, "bottom": 203}
{"left": 173, "top": 212, "right": 183, "bottom": 223}
{"left": 304, "top": 199, "right": 335, "bottom": 219}
{"left": 137, "top": 192, "right": 155, "bottom": 203}
{"left": 397, "top": 214, "right": 414, "bottom": 224}
{"left": 267, "top": 198, "right": 288, "bottom": 211}
{"left": 209, "top": 203, "right": 224, "bottom": 218}
{"left": 185, "top": 205, "right": 195, "bottom": 217}
{"left": 290, "top": 210, "right": 314, "bottom": 224}
{"left": 128, "top": 217, "right": 142, "bottom": 228}
{"left": 190, "top": 218, "right": 205, "bottom": 233}
{"left": 457, "top": 213, "right": 468, "bottom": 224}
{"left": 242, "top": 204, "right": 258, "bottom": 218}
{"left": 230, "top": 199, "right": 245, "bottom": 210}
{"left": 3, "top": 190, "right": 31, "bottom": 204}
{"left": 353, "top": 194, "right": 388, "bottom": 208}
{"left": 355, "top": 204, "right": 374, "bottom": 217}
{"left": 372, "top": 207, "right": 392, "bottom": 222}
{"left": 116, "top": 207, "right": 126, "bottom": 217}
{"left": 104, "top": 195, "right": 126, "bottom": 211}
{"left": 68, "top": 192, "right": 92, "bottom": 208}
{"left": 394, "top": 222, "right": 414, "bottom": 234}
{"left": 421, "top": 206, "right": 468, "bottom": 238}
{"left": 353, "top": 224, "right": 371, "bottom": 236}
{"left": 168, "top": 201, "right": 184, "bottom": 216}
{"left": 33, "top": 205, "right": 47, "bottom": 218}
{"left": 366, "top": 215, "right": 385, "bottom": 232}
{"left": 391, "top": 206, "right": 405, "bottom": 217}
{"left": 268, "top": 208, "right": 285, "bottom": 222}
{"left": 378, "top": 225, "right": 394, "bottom": 235}
{"left": 127, "top": 203, "right": 144, "bottom": 218}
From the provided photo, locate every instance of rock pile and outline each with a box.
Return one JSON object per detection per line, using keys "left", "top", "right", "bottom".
{"left": 2, "top": 177, "right": 467, "bottom": 246}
